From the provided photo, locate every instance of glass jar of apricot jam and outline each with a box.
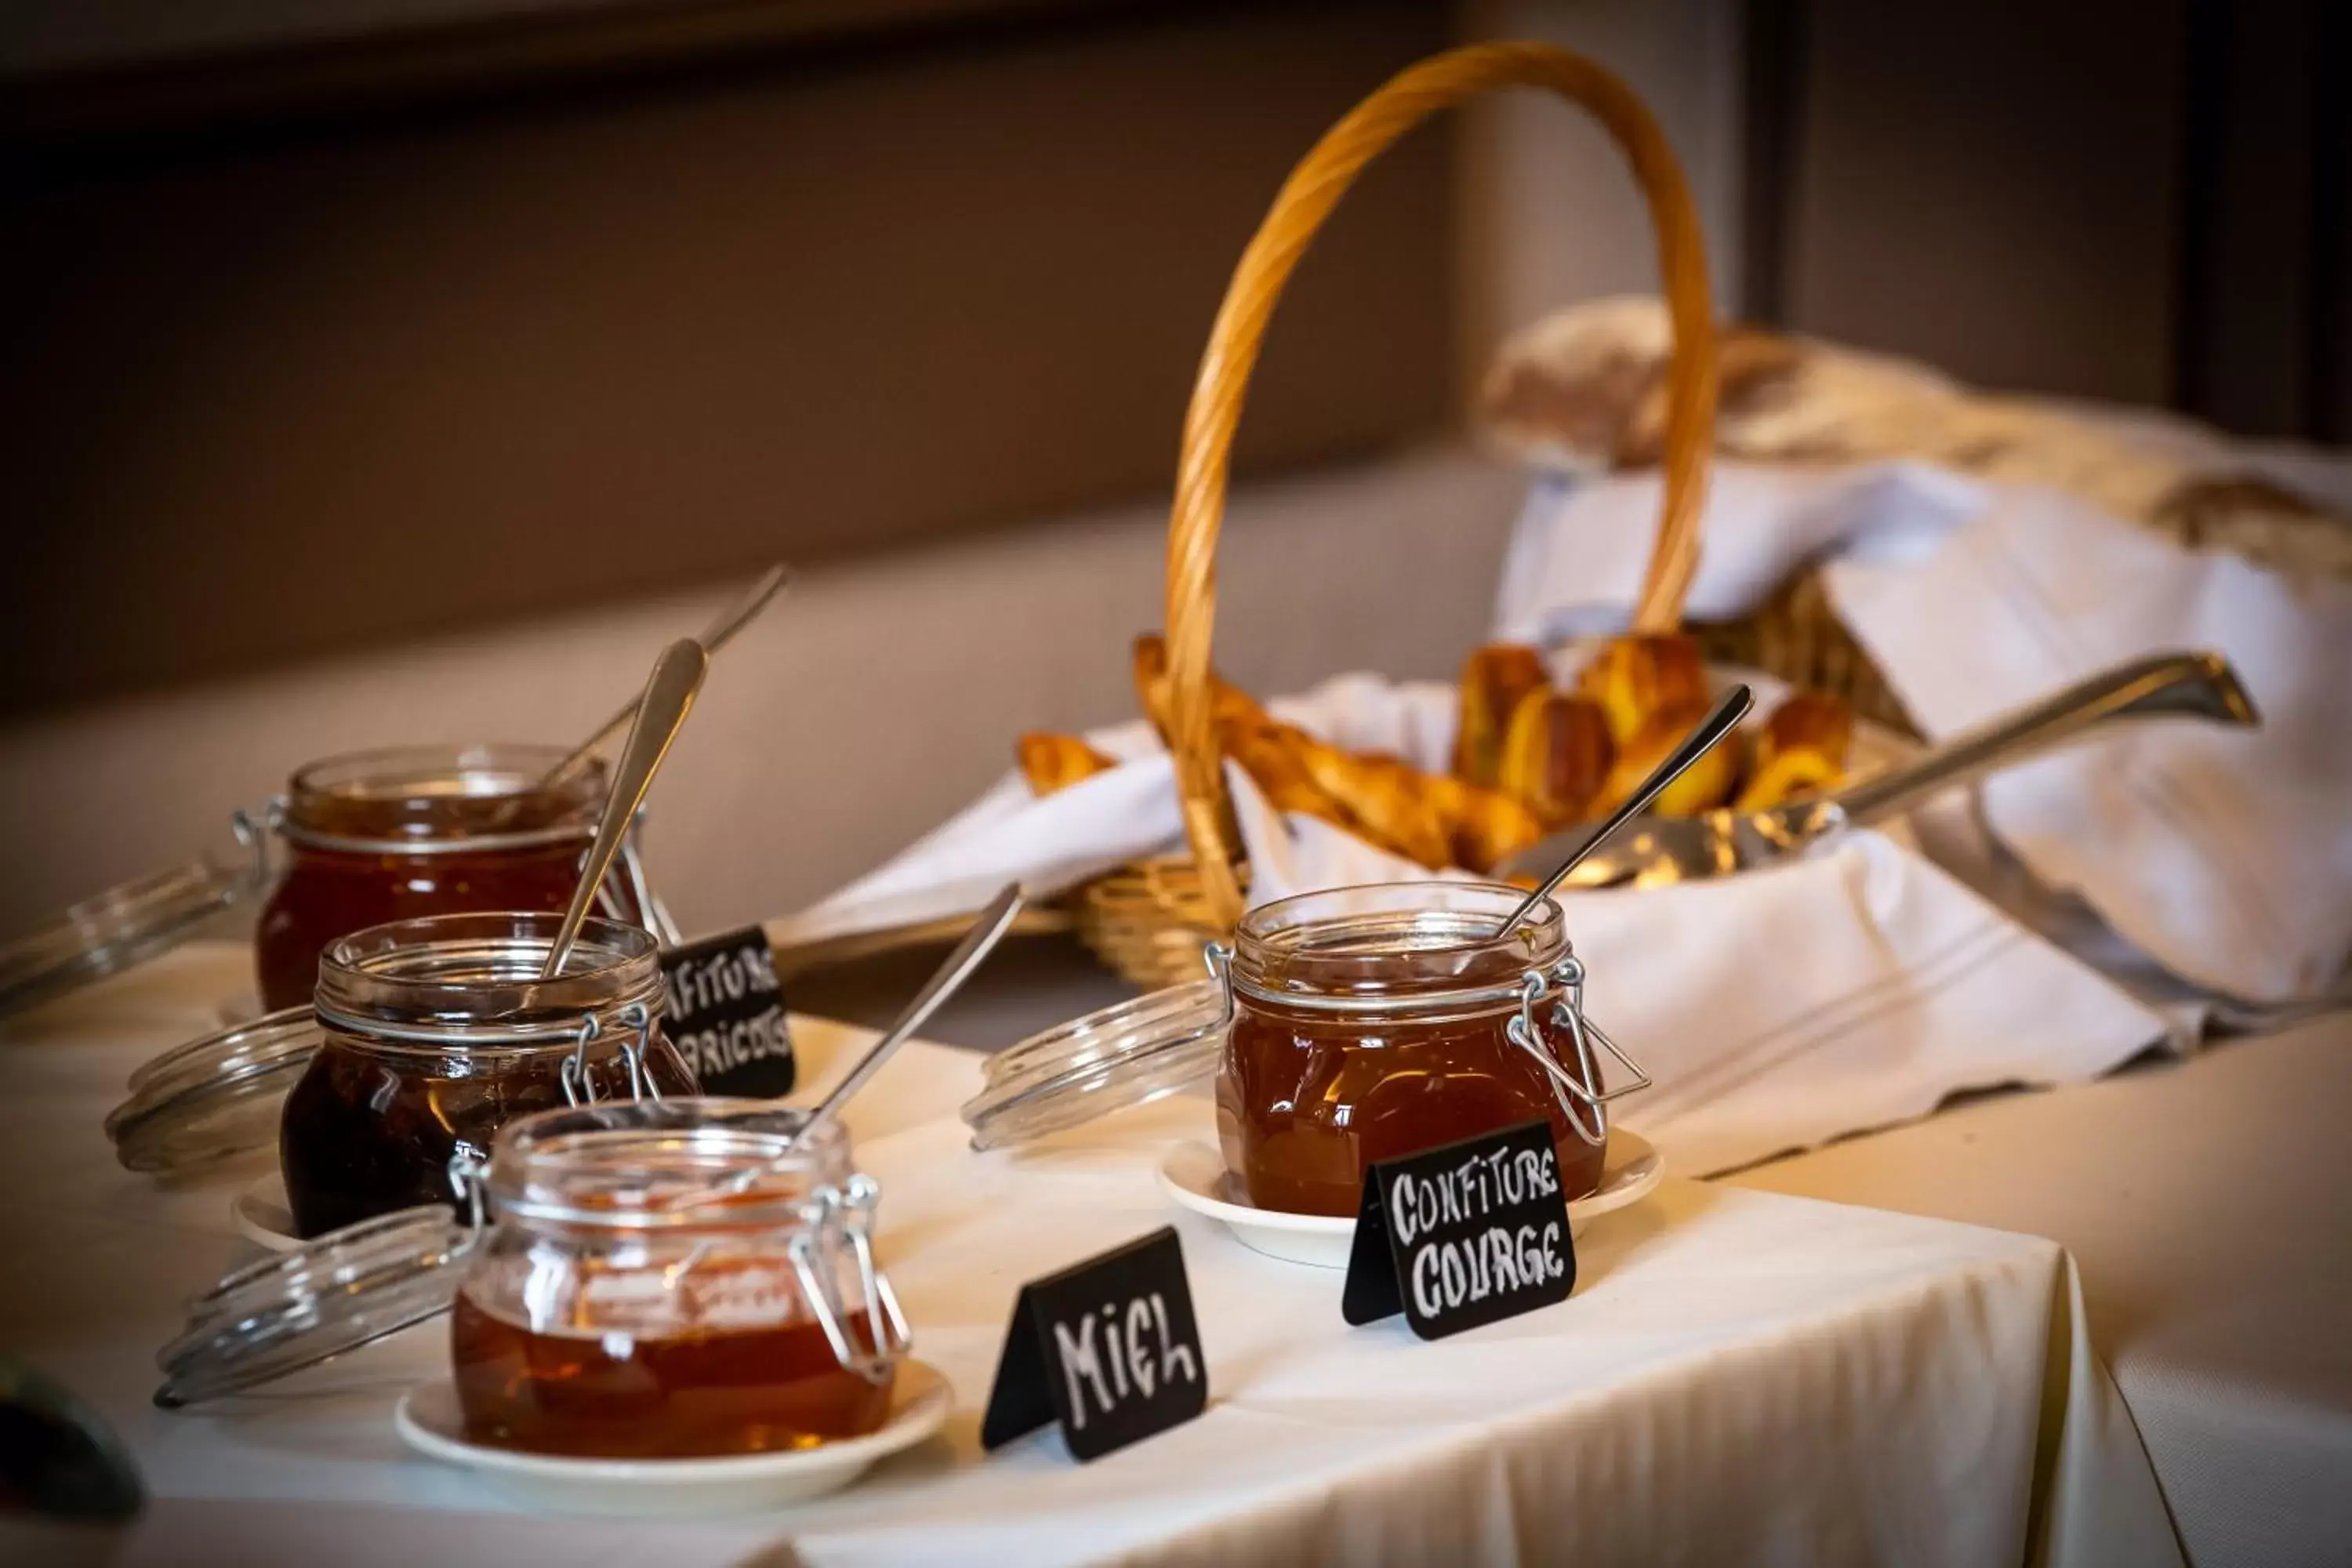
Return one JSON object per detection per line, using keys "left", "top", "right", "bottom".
{"left": 452, "top": 1101, "right": 906, "bottom": 1457}
{"left": 281, "top": 911, "right": 699, "bottom": 1238}
{"left": 153, "top": 1100, "right": 911, "bottom": 1446}
{"left": 253, "top": 743, "right": 667, "bottom": 1013}
{"left": 964, "top": 883, "right": 1648, "bottom": 1218}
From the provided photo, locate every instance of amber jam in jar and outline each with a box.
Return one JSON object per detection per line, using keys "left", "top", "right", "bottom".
{"left": 1216, "top": 883, "right": 1639, "bottom": 1218}
{"left": 252, "top": 744, "right": 652, "bottom": 1013}
{"left": 280, "top": 913, "right": 696, "bottom": 1238}
{"left": 451, "top": 1102, "right": 906, "bottom": 1458}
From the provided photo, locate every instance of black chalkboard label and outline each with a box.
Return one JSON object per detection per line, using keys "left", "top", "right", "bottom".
{"left": 980, "top": 1227, "right": 1207, "bottom": 1462}
{"left": 659, "top": 926, "right": 796, "bottom": 1098}
{"left": 1341, "top": 1120, "right": 1576, "bottom": 1339}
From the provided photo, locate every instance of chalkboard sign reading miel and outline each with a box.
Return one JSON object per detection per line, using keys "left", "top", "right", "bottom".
{"left": 1342, "top": 1120, "right": 1577, "bottom": 1338}
{"left": 981, "top": 1227, "right": 1207, "bottom": 1461}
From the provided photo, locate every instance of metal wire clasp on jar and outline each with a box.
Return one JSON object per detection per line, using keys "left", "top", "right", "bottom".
{"left": 963, "top": 882, "right": 1651, "bottom": 1218}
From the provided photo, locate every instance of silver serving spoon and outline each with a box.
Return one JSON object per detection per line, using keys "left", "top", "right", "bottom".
{"left": 1498, "top": 649, "right": 2259, "bottom": 891}
{"left": 1496, "top": 685, "right": 1753, "bottom": 933}
{"left": 539, "top": 638, "right": 708, "bottom": 980}
{"left": 693, "top": 883, "right": 1027, "bottom": 1202}
{"left": 536, "top": 562, "right": 790, "bottom": 794}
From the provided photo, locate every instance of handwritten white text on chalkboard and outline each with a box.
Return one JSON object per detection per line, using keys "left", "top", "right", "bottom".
{"left": 1052, "top": 1294, "right": 1200, "bottom": 1433}
{"left": 1389, "top": 1145, "right": 1567, "bottom": 1318}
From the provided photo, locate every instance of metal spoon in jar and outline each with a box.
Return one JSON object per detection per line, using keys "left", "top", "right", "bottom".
{"left": 539, "top": 637, "right": 709, "bottom": 981}
{"left": 1497, "top": 650, "right": 2259, "bottom": 891}
{"left": 536, "top": 562, "right": 791, "bottom": 794}
{"left": 1494, "top": 684, "right": 1755, "bottom": 935}
{"left": 691, "top": 883, "right": 1027, "bottom": 1202}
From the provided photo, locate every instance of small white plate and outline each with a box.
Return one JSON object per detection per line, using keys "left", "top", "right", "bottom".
{"left": 394, "top": 1358, "right": 953, "bottom": 1515}
{"left": 233, "top": 1172, "right": 301, "bottom": 1253}
{"left": 1159, "top": 1130, "right": 1664, "bottom": 1269}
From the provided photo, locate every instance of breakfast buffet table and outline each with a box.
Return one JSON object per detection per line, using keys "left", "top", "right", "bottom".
{"left": 4, "top": 942, "right": 2178, "bottom": 1567}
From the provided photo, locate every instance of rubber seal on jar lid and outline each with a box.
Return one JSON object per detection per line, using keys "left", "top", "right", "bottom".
{"left": 104, "top": 1006, "right": 324, "bottom": 1177}
{"left": 154, "top": 1205, "right": 474, "bottom": 1409}
{"left": 959, "top": 977, "right": 1227, "bottom": 1151}
{"left": 0, "top": 853, "right": 262, "bottom": 1019}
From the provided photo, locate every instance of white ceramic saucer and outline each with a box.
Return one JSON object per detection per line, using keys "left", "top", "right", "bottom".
{"left": 233, "top": 1172, "right": 302, "bottom": 1253}
{"left": 394, "top": 1358, "right": 953, "bottom": 1515}
{"left": 1158, "top": 1129, "right": 1664, "bottom": 1269}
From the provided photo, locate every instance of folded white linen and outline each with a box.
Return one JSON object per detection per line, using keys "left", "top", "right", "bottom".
{"left": 1565, "top": 830, "right": 2168, "bottom": 1176}
{"left": 1494, "top": 459, "right": 2352, "bottom": 1007}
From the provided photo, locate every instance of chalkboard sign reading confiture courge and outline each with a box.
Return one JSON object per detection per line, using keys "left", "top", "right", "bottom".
{"left": 659, "top": 926, "right": 796, "bottom": 1098}
{"left": 1342, "top": 1120, "right": 1577, "bottom": 1339}
{"left": 980, "top": 1227, "right": 1207, "bottom": 1461}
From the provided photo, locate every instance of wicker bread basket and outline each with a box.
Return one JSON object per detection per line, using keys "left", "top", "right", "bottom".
{"left": 1073, "top": 42, "right": 1730, "bottom": 987}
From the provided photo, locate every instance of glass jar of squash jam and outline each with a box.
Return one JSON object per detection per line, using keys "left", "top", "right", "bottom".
{"left": 153, "top": 1100, "right": 911, "bottom": 1448}
{"left": 252, "top": 743, "right": 665, "bottom": 1013}
{"left": 280, "top": 911, "right": 698, "bottom": 1238}
{"left": 963, "top": 882, "right": 1648, "bottom": 1219}
{"left": 1215, "top": 884, "right": 1643, "bottom": 1217}
{"left": 451, "top": 1101, "right": 906, "bottom": 1457}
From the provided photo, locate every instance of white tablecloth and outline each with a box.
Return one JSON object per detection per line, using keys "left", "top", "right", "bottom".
{"left": 2, "top": 944, "right": 2177, "bottom": 1567}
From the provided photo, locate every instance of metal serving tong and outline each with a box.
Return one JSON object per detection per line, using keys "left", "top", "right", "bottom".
{"left": 1497, "top": 650, "right": 2259, "bottom": 891}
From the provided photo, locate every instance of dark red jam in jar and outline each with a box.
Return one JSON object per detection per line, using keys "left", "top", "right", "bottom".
{"left": 1215, "top": 884, "right": 1630, "bottom": 1218}
{"left": 252, "top": 745, "right": 647, "bottom": 1013}
{"left": 280, "top": 912, "right": 698, "bottom": 1238}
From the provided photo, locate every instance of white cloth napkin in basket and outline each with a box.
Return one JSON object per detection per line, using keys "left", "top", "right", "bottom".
{"left": 1496, "top": 459, "right": 2352, "bottom": 1010}
{"left": 786, "top": 669, "right": 2169, "bottom": 1175}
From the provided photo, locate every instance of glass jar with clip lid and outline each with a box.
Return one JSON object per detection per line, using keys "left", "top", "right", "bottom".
{"left": 154, "top": 1098, "right": 913, "bottom": 1462}
{"left": 274, "top": 910, "right": 699, "bottom": 1238}
{"left": 0, "top": 742, "right": 677, "bottom": 1021}
{"left": 961, "top": 881, "right": 1650, "bottom": 1217}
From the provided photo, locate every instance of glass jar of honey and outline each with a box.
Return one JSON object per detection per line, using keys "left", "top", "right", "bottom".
{"left": 962, "top": 882, "right": 1648, "bottom": 1218}
{"left": 154, "top": 1100, "right": 912, "bottom": 1461}
{"left": 452, "top": 1102, "right": 906, "bottom": 1457}
{"left": 1, "top": 742, "right": 677, "bottom": 1021}
{"left": 281, "top": 911, "right": 699, "bottom": 1238}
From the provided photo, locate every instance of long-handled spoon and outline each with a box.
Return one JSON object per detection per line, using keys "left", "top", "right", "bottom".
{"left": 693, "top": 883, "right": 1027, "bottom": 1202}
{"left": 535, "top": 562, "right": 790, "bottom": 794}
{"left": 539, "top": 638, "right": 708, "bottom": 981}
{"left": 1494, "top": 684, "right": 1753, "bottom": 935}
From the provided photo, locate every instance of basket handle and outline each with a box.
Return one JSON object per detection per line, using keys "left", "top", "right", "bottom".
{"left": 1163, "top": 42, "right": 1720, "bottom": 926}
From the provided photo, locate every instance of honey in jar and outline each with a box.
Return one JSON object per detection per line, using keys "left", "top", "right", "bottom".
{"left": 281, "top": 912, "right": 696, "bottom": 1238}
{"left": 452, "top": 1102, "right": 906, "bottom": 1458}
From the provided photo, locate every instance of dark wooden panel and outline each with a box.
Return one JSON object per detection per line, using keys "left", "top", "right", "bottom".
{"left": 1777, "top": 1, "right": 2187, "bottom": 401}
{"left": 0, "top": 1, "right": 1455, "bottom": 715}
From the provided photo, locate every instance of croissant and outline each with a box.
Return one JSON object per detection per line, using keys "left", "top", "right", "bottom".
{"left": 1289, "top": 742, "right": 1454, "bottom": 869}
{"left": 1733, "top": 693, "right": 1853, "bottom": 811}
{"left": 1428, "top": 772, "right": 1546, "bottom": 875}
{"left": 1133, "top": 633, "right": 1266, "bottom": 744}
{"left": 1576, "top": 633, "right": 1711, "bottom": 746}
{"left": 1589, "top": 705, "right": 1743, "bottom": 818}
{"left": 1018, "top": 733, "right": 1116, "bottom": 797}
{"left": 1497, "top": 690, "right": 1615, "bottom": 829}
{"left": 1451, "top": 644, "right": 1552, "bottom": 789}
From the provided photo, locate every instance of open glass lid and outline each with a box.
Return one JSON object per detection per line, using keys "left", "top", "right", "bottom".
{"left": 1, "top": 837, "right": 266, "bottom": 1019}
{"left": 105, "top": 1006, "right": 322, "bottom": 1175}
{"left": 960, "top": 975, "right": 1228, "bottom": 1151}
{"left": 154, "top": 1205, "right": 472, "bottom": 1408}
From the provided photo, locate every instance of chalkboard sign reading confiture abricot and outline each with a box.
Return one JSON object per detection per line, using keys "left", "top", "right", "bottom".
{"left": 659, "top": 926, "right": 796, "bottom": 1098}
{"left": 980, "top": 1227, "right": 1207, "bottom": 1461}
{"left": 1342, "top": 1120, "right": 1577, "bottom": 1339}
